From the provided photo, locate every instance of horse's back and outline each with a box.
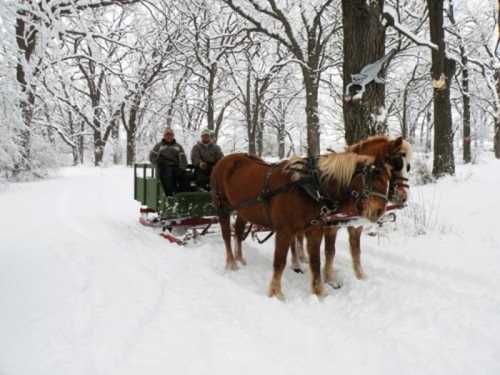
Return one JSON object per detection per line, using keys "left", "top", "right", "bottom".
{"left": 212, "top": 153, "right": 271, "bottom": 200}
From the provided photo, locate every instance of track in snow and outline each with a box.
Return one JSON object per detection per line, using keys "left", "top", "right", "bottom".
{"left": 1, "top": 162, "right": 499, "bottom": 375}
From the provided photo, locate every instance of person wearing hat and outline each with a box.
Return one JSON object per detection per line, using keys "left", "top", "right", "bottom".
{"left": 149, "top": 128, "right": 188, "bottom": 196}
{"left": 190, "top": 128, "right": 224, "bottom": 190}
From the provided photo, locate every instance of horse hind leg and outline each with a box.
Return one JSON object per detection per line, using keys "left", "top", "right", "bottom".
{"left": 323, "top": 227, "right": 342, "bottom": 289}
{"left": 290, "top": 235, "right": 304, "bottom": 273}
{"left": 306, "top": 227, "right": 326, "bottom": 297}
{"left": 295, "top": 233, "right": 308, "bottom": 263}
{"left": 347, "top": 226, "right": 365, "bottom": 279}
{"left": 268, "top": 230, "right": 291, "bottom": 300}
{"left": 233, "top": 215, "right": 247, "bottom": 266}
{"left": 220, "top": 213, "right": 238, "bottom": 271}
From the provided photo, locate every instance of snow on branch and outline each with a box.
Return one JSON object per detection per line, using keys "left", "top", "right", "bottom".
{"left": 382, "top": 6, "right": 438, "bottom": 51}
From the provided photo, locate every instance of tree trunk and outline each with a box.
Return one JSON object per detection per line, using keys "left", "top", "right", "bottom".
{"left": 425, "top": 110, "right": 432, "bottom": 154}
{"left": 207, "top": 63, "right": 217, "bottom": 131}
{"left": 257, "top": 105, "right": 264, "bottom": 156}
{"left": 462, "top": 63, "right": 471, "bottom": 163}
{"left": 495, "top": 0, "right": 500, "bottom": 159}
{"left": 126, "top": 95, "right": 141, "bottom": 166}
{"left": 94, "top": 133, "right": 104, "bottom": 166}
{"left": 448, "top": 1, "right": 471, "bottom": 163}
{"left": 495, "top": 71, "right": 500, "bottom": 158}
{"left": 495, "top": 117, "right": 500, "bottom": 159}
{"left": 401, "top": 87, "right": 408, "bottom": 139}
{"left": 303, "top": 71, "right": 320, "bottom": 157}
{"left": 15, "top": 11, "right": 38, "bottom": 171}
{"left": 247, "top": 125, "right": 256, "bottom": 155}
{"left": 112, "top": 118, "right": 120, "bottom": 165}
{"left": 342, "top": 0, "right": 386, "bottom": 146}
{"left": 126, "top": 130, "right": 136, "bottom": 166}
{"left": 79, "top": 122, "right": 84, "bottom": 164}
{"left": 278, "top": 126, "right": 285, "bottom": 159}
{"left": 427, "top": 0, "right": 456, "bottom": 176}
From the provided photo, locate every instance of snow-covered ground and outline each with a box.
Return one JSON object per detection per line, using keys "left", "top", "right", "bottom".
{"left": 1, "top": 159, "right": 499, "bottom": 375}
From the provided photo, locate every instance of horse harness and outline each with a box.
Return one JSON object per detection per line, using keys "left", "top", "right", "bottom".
{"left": 228, "top": 154, "right": 390, "bottom": 229}
{"left": 387, "top": 152, "right": 410, "bottom": 202}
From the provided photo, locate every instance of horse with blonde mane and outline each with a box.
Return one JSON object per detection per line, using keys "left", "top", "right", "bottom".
{"left": 211, "top": 150, "right": 394, "bottom": 299}
{"left": 324, "top": 136, "right": 412, "bottom": 287}
{"left": 291, "top": 136, "right": 412, "bottom": 286}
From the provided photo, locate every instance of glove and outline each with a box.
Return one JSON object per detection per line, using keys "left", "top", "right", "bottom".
{"left": 199, "top": 161, "right": 207, "bottom": 170}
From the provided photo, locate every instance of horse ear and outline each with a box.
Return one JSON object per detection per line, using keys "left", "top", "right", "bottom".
{"left": 390, "top": 136, "right": 403, "bottom": 153}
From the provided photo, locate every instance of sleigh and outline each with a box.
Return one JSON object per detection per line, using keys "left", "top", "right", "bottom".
{"left": 134, "top": 163, "right": 218, "bottom": 245}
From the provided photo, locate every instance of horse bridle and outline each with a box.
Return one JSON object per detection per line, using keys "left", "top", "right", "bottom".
{"left": 347, "top": 163, "right": 390, "bottom": 214}
{"left": 387, "top": 152, "right": 410, "bottom": 202}
{"left": 304, "top": 161, "right": 389, "bottom": 226}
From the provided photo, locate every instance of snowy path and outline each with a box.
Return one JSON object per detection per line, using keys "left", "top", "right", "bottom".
{"left": 1, "top": 161, "right": 500, "bottom": 375}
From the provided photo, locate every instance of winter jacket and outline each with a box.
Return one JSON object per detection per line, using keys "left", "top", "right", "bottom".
{"left": 190, "top": 142, "right": 224, "bottom": 167}
{"left": 149, "top": 139, "right": 187, "bottom": 169}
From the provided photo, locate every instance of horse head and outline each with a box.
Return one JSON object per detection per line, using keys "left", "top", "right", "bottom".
{"left": 317, "top": 153, "right": 390, "bottom": 223}
{"left": 345, "top": 135, "right": 412, "bottom": 206}
{"left": 385, "top": 137, "right": 412, "bottom": 205}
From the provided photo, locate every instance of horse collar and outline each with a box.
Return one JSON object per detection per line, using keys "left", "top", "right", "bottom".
{"left": 302, "top": 156, "right": 340, "bottom": 212}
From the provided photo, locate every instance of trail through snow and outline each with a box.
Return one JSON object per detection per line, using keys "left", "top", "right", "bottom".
{"left": 1, "top": 161, "right": 499, "bottom": 375}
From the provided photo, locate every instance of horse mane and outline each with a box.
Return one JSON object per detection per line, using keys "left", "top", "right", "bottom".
{"left": 285, "top": 152, "right": 374, "bottom": 192}
{"left": 318, "top": 153, "right": 374, "bottom": 190}
{"left": 346, "top": 135, "right": 413, "bottom": 162}
{"left": 345, "top": 135, "right": 389, "bottom": 154}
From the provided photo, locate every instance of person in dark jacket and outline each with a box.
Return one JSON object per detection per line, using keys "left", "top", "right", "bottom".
{"left": 149, "top": 128, "right": 188, "bottom": 196}
{"left": 190, "top": 128, "right": 224, "bottom": 190}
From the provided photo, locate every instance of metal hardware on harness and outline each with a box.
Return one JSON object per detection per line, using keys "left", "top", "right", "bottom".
{"left": 310, "top": 205, "right": 335, "bottom": 226}
{"left": 377, "top": 211, "right": 396, "bottom": 226}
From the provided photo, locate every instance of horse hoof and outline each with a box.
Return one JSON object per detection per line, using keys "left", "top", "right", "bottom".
{"left": 268, "top": 291, "right": 285, "bottom": 301}
{"left": 236, "top": 257, "right": 247, "bottom": 266}
{"left": 292, "top": 267, "right": 304, "bottom": 274}
{"left": 268, "top": 285, "right": 285, "bottom": 301}
{"left": 326, "top": 279, "right": 343, "bottom": 289}
{"left": 225, "top": 261, "right": 238, "bottom": 271}
{"left": 355, "top": 270, "right": 366, "bottom": 280}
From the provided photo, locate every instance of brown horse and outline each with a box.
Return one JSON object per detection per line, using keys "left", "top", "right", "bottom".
{"left": 211, "top": 151, "right": 393, "bottom": 299}
{"left": 321, "top": 136, "right": 412, "bottom": 288}
{"left": 235, "top": 136, "right": 411, "bottom": 276}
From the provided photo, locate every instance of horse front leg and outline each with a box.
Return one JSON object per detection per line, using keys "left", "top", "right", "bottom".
{"left": 323, "top": 226, "right": 342, "bottom": 289}
{"left": 296, "top": 233, "right": 308, "bottom": 263}
{"left": 290, "top": 235, "right": 304, "bottom": 273}
{"left": 268, "top": 230, "right": 292, "bottom": 300}
{"left": 306, "top": 227, "right": 325, "bottom": 297}
{"left": 233, "top": 215, "right": 247, "bottom": 266}
{"left": 347, "top": 226, "right": 365, "bottom": 279}
{"left": 220, "top": 213, "right": 238, "bottom": 271}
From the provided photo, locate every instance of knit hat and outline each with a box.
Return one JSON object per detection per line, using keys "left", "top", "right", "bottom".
{"left": 200, "top": 128, "right": 211, "bottom": 136}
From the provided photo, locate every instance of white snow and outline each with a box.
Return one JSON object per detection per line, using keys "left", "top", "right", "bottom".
{"left": 1, "top": 159, "right": 500, "bottom": 375}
